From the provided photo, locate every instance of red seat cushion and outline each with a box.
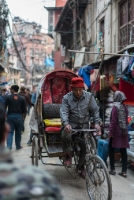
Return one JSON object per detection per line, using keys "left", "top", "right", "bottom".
{"left": 45, "top": 127, "right": 61, "bottom": 133}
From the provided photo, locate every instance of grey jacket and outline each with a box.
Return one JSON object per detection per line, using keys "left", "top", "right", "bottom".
{"left": 60, "top": 91, "right": 100, "bottom": 128}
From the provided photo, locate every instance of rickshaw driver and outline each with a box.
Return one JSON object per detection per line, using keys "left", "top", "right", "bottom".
{"left": 60, "top": 77, "right": 101, "bottom": 179}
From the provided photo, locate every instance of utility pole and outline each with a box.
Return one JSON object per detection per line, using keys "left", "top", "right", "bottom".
{"left": 73, "top": 0, "right": 77, "bottom": 50}
{"left": 31, "top": 32, "right": 35, "bottom": 91}
{"left": 72, "top": 0, "right": 77, "bottom": 69}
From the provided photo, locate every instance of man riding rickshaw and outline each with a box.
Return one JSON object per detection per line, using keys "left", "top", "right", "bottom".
{"left": 60, "top": 77, "right": 101, "bottom": 179}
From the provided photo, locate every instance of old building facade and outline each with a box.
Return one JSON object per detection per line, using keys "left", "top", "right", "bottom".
{"left": 9, "top": 17, "right": 54, "bottom": 89}
{"left": 55, "top": 0, "right": 134, "bottom": 67}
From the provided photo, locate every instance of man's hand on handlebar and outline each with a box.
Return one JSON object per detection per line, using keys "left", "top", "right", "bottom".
{"left": 94, "top": 124, "right": 101, "bottom": 136}
{"left": 65, "top": 124, "right": 72, "bottom": 133}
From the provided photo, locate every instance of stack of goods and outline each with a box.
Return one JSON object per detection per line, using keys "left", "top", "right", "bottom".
{"left": 103, "top": 90, "right": 114, "bottom": 138}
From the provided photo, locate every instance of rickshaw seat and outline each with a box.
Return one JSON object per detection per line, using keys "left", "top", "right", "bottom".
{"left": 45, "top": 126, "right": 61, "bottom": 133}
{"left": 44, "top": 118, "right": 61, "bottom": 127}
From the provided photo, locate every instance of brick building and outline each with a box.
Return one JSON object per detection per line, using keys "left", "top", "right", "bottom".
{"left": 9, "top": 17, "right": 54, "bottom": 89}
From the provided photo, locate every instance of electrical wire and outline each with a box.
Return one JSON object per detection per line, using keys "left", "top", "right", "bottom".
{"left": 8, "top": 20, "right": 30, "bottom": 73}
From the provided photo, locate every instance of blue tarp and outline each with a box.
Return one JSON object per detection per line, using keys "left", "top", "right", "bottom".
{"left": 78, "top": 65, "right": 94, "bottom": 88}
{"left": 44, "top": 58, "right": 54, "bottom": 67}
{"left": 0, "top": 82, "right": 8, "bottom": 86}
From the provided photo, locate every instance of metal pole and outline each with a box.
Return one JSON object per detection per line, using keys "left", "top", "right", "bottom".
{"left": 68, "top": 50, "right": 134, "bottom": 57}
{"left": 73, "top": 0, "right": 77, "bottom": 50}
{"left": 31, "top": 32, "right": 35, "bottom": 91}
{"left": 31, "top": 32, "right": 34, "bottom": 91}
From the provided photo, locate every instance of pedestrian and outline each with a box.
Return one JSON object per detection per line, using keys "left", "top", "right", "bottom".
{"left": 60, "top": 77, "right": 100, "bottom": 179}
{"left": 19, "top": 86, "right": 33, "bottom": 131}
{"left": 0, "top": 90, "right": 5, "bottom": 104}
{"left": 26, "top": 88, "right": 32, "bottom": 115}
{"left": 19, "top": 86, "right": 33, "bottom": 111}
{"left": 5, "top": 85, "right": 27, "bottom": 150}
{"left": 27, "top": 90, "right": 37, "bottom": 145}
{"left": 0, "top": 104, "right": 63, "bottom": 200}
{"left": 108, "top": 91, "right": 129, "bottom": 178}
{"left": 97, "top": 138, "right": 109, "bottom": 167}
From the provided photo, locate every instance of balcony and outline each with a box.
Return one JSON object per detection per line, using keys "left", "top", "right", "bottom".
{"left": 119, "top": 22, "right": 134, "bottom": 51}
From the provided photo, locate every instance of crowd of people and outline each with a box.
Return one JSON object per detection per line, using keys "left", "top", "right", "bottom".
{"left": 0, "top": 85, "right": 36, "bottom": 149}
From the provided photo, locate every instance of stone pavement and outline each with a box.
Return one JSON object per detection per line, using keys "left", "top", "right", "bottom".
{"left": 11, "top": 115, "right": 134, "bottom": 200}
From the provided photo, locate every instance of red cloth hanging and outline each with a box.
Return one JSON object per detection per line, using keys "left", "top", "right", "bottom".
{"left": 119, "top": 79, "right": 134, "bottom": 102}
{"left": 91, "top": 78, "right": 100, "bottom": 91}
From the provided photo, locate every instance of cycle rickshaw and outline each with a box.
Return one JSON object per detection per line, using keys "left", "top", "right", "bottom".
{"left": 30, "top": 69, "right": 112, "bottom": 200}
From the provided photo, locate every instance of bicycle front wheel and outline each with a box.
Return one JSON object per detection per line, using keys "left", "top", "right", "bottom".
{"left": 86, "top": 155, "right": 112, "bottom": 200}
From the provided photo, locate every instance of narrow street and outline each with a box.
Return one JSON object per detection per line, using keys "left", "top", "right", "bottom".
{"left": 11, "top": 115, "right": 134, "bottom": 200}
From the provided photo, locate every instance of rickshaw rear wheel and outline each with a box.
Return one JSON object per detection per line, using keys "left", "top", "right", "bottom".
{"left": 31, "top": 136, "right": 39, "bottom": 166}
{"left": 86, "top": 155, "right": 112, "bottom": 200}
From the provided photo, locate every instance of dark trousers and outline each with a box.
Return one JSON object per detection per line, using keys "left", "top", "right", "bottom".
{"left": 109, "top": 138, "right": 127, "bottom": 173}
{"left": 7, "top": 114, "right": 23, "bottom": 149}
{"left": 61, "top": 129, "right": 86, "bottom": 169}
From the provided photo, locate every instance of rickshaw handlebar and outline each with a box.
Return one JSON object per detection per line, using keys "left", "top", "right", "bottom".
{"left": 72, "top": 129, "right": 97, "bottom": 132}
{"left": 66, "top": 129, "right": 97, "bottom": 138}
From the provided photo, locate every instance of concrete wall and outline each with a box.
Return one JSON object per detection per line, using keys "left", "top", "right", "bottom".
{"left": 85, "top": 0, "right": 119, "bottom": 63}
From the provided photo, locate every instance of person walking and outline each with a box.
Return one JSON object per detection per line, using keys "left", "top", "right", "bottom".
{"left": 19, "top": 86, "right": 33, "bottom": 131}
{"left": 5, "top": 85, "right": 27, "bottom": 150}
{"left": 0, "top": 104, "right": 63, "bottom": 200}
{"left": 108, "top": 91, "right": 129, "bottom": 178}
{"left": 27, "top": 91, "right": 37, "bottom": 145}
{"left": 26, "top": 88, "right": 32, "bottom": 115}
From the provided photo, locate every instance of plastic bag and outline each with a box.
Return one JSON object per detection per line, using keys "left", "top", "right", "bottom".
{"left": 122, "top": 50, "right": 129, "bottom": 72}
{"left": 116, "top": 57, "right": 122, "bottom": 78}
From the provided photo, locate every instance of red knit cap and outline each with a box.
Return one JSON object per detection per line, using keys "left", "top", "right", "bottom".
{"left": 71, "top": 77, "right": 84, "bottom": 88}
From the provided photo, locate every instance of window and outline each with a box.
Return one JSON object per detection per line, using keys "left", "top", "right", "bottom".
{"left": 10, "top": 68, "right": 12, "bottom": 74}
{"left": 23, "top": 48, "right": 26, "bottom": 56}
{"left": 30, "top": 48, "right": 34, "bottom": 55}
{"left": 119, "top": 0, "right": 134, "bottom": 49}
{"left": 35, "top": 59, "right": 39, "bottom": 65}
{"left": 30, "top": 59, "right": 33, "bottom": 66}
{"left": 100, "top": 18, "right": 105, "bottom": 39}
{"left": 99, "top": 18, "right": 105, "bottom": 52}
{"left": 14, "top": 79, "right": 18, "bottom": 84}
{"left": 39, "top": 60, "right": 43, "bottom": 65}
{"left": 48, "top": 25, "right": 53, "bottom": 32}
{"left": 49, "top": 11, "right": 53, "bottom": 24}
{"left": 35, "top": 49, "right": 39, "bottom": 54}
{"left": 48, "top": 11, "right": 53, "bottom": 32}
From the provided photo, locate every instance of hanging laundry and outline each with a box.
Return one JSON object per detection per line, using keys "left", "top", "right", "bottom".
{"left": 122, "top": 50, "right": 130, "bottom": 72}
{"left": 116, "top": 57, "right": 123, "bottom": 78}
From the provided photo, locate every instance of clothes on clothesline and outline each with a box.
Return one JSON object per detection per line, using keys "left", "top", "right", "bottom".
{"left": 116, "top": 51, "right": 134, "bottom": 84}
